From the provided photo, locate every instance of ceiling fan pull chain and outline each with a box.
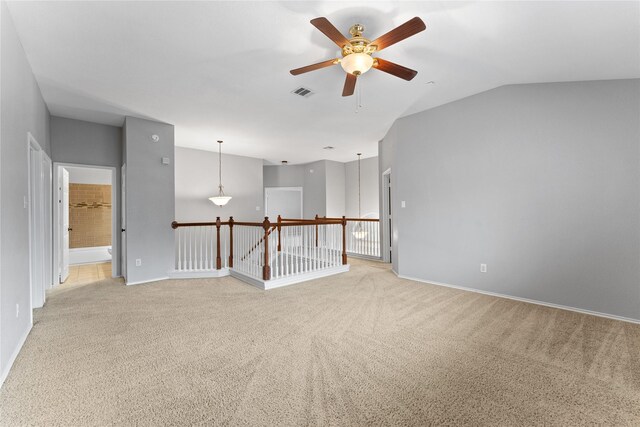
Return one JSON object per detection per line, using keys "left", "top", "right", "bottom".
{"left": 359, "top": 79, "right": 363, "bottom": 109}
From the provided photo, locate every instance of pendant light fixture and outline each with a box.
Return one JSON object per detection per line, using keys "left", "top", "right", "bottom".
{"left": 352, "top": 153, "right": 368, "bottom": 239}
{"left": 209, "top": 140, "right": 232, "bottom": 206}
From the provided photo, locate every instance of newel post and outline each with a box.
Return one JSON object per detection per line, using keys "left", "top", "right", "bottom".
{"left": 315, "top": 214, "right": 319, "bottom": 247}
{"left": 277, "top": 214, "right": 282, "bottom": 252}
{"left": 341, "top": 216, "right": 347, "bottom": 265}
{"left": 262, "top": 217, "right": 271, "bottom": 280}
{"left": 215, "top": 217, "right": 222, "bottom": 270}
{"left": 228, "top": 217, "right": 234, "bottom": 268}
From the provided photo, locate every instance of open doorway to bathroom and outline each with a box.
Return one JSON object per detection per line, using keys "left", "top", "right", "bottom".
{"left": 53, "top": 164, "right": 117, "bottom": 286}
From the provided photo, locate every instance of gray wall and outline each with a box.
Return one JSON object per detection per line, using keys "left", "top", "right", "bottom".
{"left": 380, "top": 79, "right": 640, "bottom": 320}
{"left": 264, "top": 162, "right": 327, "bottom": 219}
{"left": 0, "top": 0, "right": 50, "bottom": 382}
{"left": 263, "top": 164, "right": 304, "bottom": 188}
{"left": 325, "top": 160, "right": 345, "bottom": 218}
{"left": 264, "top": 160, "right": 351, "bottom": 219}
{"left": 66, "top": 166, "right": 112, "bottom": 185}
{"left": 345, "top": 156, "right": 379, "bottom": 218}
{"left": 123, "top": 117, "right": 175, "bottom": 284}
{"left": 50, "top": 117, "right": 122, "bottom": 275}
{"left": 303, "top": 161, "right": 327, "bottom": 218}
{"left": 175, "top": 147, "right": 263, "bottom": 222}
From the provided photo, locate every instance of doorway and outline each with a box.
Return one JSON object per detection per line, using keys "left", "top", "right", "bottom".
{"left": 381, "top": 169, "right": 392, "bottom": 263}
{"left": 265, "top": 187, "right": 303, "bottom": 219}
{"left": 28, "top": 133, "right": 52, "bottom": 309}
{"left": 53, "top": 163, "right": 117, "bottom": 285}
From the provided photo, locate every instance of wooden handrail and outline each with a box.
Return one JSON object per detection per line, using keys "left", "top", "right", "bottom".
{"left": 171, "top": 215, "right": 349, "bottom": 278}
{"left": 240, "top": 225, "right": 277, "bottom": 261}
{"left": 319, "top": 216, "right": 380, "bottom": 222}
{"left": 172, "top": 220, "right": 229, "bottom": 228}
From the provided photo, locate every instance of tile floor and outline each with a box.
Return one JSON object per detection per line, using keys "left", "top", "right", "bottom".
{"left": 63, "top": 262, "right": 112, "bottom": 286}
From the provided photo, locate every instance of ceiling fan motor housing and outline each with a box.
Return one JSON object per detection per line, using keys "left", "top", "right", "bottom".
{"left": 342, "top": 23, "right": 377, "bottom": 56}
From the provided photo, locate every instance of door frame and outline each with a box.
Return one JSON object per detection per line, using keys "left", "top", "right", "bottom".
{"left": 27, "top": 132, "right": 47, "bottom": 310}
{"left": 42, "top": 151, "right": 53, "bottom": 291}
{"left": 264, "top": 186, "right": 304, "bottom": 219}
{"left": 381, "top": 168, "right": 392, "bottom": 263}
{"left": 53, "top": 163, "right": 118, "bottom": 283}
{"left": 121, "top": 164, "right": 126, "bottom": 282}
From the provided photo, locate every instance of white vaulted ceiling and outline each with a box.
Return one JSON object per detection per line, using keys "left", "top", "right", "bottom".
{"left": 6, "top": 1, "right": 640, "bottom": 164}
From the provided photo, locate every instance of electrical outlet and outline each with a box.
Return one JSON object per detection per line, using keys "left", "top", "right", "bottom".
{"left": 256, "top": 206, "right": 260, "bottom": 211}
{"left": 401, "top": 201, "right": 406, "bottom": 208}
{"left": 480, "top": 264, "right": 487, "bottom": 273}
{"left": 136, "top": 259, "right": 142, "bottom": 267}
{"left": 16, "top": 304, "right": 19, "bottom": 318}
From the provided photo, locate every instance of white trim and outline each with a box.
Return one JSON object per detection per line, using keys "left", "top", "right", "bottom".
{"left": 264, "top": 186, "right": 304, "bottom": 219}
{"left": 125, "top": 276, "right": 170, "bottom": 286}
{"left": 69, "top": 246, "right": 112, "bottom": 265}
{"left": 168, "top": 268, "right": 230, "bottom": 279}
{"left": 230, "top": 264, "right": 350, "bottom": 290}
{"left": 395, "top": 272, "right": 640, "bottom": 325}
{"left": 381, "top": 168, "right": 392, "bottom": 263}
{"left": 41, "top": 152, "right": 53, "bottom": 291}
{"left": 53, "top": 163, "right": 118, "bottom": 282}
{"left": 27, "top": 133, "right": 44, "bottom": 311}
{"left": 0, "top": 323, "right": 32, "bottom": 388}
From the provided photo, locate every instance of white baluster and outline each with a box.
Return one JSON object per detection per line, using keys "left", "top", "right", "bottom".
{"left": 299, "top": 226, "right": 303, "bottom": 273}
{"left": 176, "top": 229, "right": 181, "bottom": 270}
{"left": 293, "top": 226, "right": 297, "bottom": 274}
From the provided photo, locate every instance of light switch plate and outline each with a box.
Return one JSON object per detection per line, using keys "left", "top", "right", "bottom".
{"left": 401, "top": 201, "right": 406, "bottom": 208}
{"left": 161, "top": 157, "right": 170, "bottom": 165}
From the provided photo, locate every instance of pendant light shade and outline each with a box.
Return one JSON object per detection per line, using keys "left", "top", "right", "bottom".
{"left": 352, "top": 153, "right": 368, "bottom": 239}
{"left": 209, "top": 140, "right": 232, "bottom": 206}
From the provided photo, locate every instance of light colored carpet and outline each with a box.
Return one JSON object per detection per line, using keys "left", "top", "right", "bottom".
{"left": 1, "top": 259, "right": 639, "bottom": 426}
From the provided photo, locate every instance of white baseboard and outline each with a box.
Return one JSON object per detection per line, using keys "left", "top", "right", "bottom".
{"left": 168, "top": 268, "right": 230, "bottom": 279}
{"left": 125, "top": 276, "right": 169, "bottom": 286}
{"left": 0, "top": 323, "right": 32, "bottom": 388}
{"left": 230, "top": 265, "right": 350, "bottom": 290}
{"left": 69, "top": 246, "right": 111, "bottom": 265}
{"left": 395, "top": 272, "right": 640, "bottom": 325}
{"left": 347, "top": 253, "right": 383, "bottom": 261}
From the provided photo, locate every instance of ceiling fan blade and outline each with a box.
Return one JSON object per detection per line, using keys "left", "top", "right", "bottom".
{"left": 290, "top": 58, "right": 339, "bottom": 75}
{"left": 342, "top": 73, "right": 357, "bottom": 97}
{"left": 373, "top": 58, "right": 418, "bottom": 81}
{"left": 368, "top": 17, "right": 426, "bottom": 51}
{"left": 310, "top": 17, "right": 352, "bottom": 48}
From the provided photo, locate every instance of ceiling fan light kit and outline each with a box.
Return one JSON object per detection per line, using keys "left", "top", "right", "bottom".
{"left": 290, "top": 17, "right": 426, "bottom": 97}
{"left": 340, "top": 53, "right": 374, "bottom": 75}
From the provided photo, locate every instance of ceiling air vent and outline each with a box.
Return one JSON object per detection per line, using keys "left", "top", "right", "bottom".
{"left": 292, "top": 87, "right": 314, "bottom": 97}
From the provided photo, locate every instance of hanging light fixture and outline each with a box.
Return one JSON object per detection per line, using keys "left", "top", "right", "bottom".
{"left": 209, "top": 140, "right": 232, "bottom": 206}
{"left": 352, "top": 153, "right": 368, "bottom": 239}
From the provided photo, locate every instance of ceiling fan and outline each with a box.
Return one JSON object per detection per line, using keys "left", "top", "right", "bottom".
{"left": 290, "top": 16, "right": 426, "bottom": 97}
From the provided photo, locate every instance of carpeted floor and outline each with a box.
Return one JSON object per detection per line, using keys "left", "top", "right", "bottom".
{"left": 1, "top": 259, "right": 639, "bottom": 426}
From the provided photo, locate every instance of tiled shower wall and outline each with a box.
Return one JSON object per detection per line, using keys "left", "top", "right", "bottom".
{"left": 69, "top": 184, "right": 112, "bottom": 248}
